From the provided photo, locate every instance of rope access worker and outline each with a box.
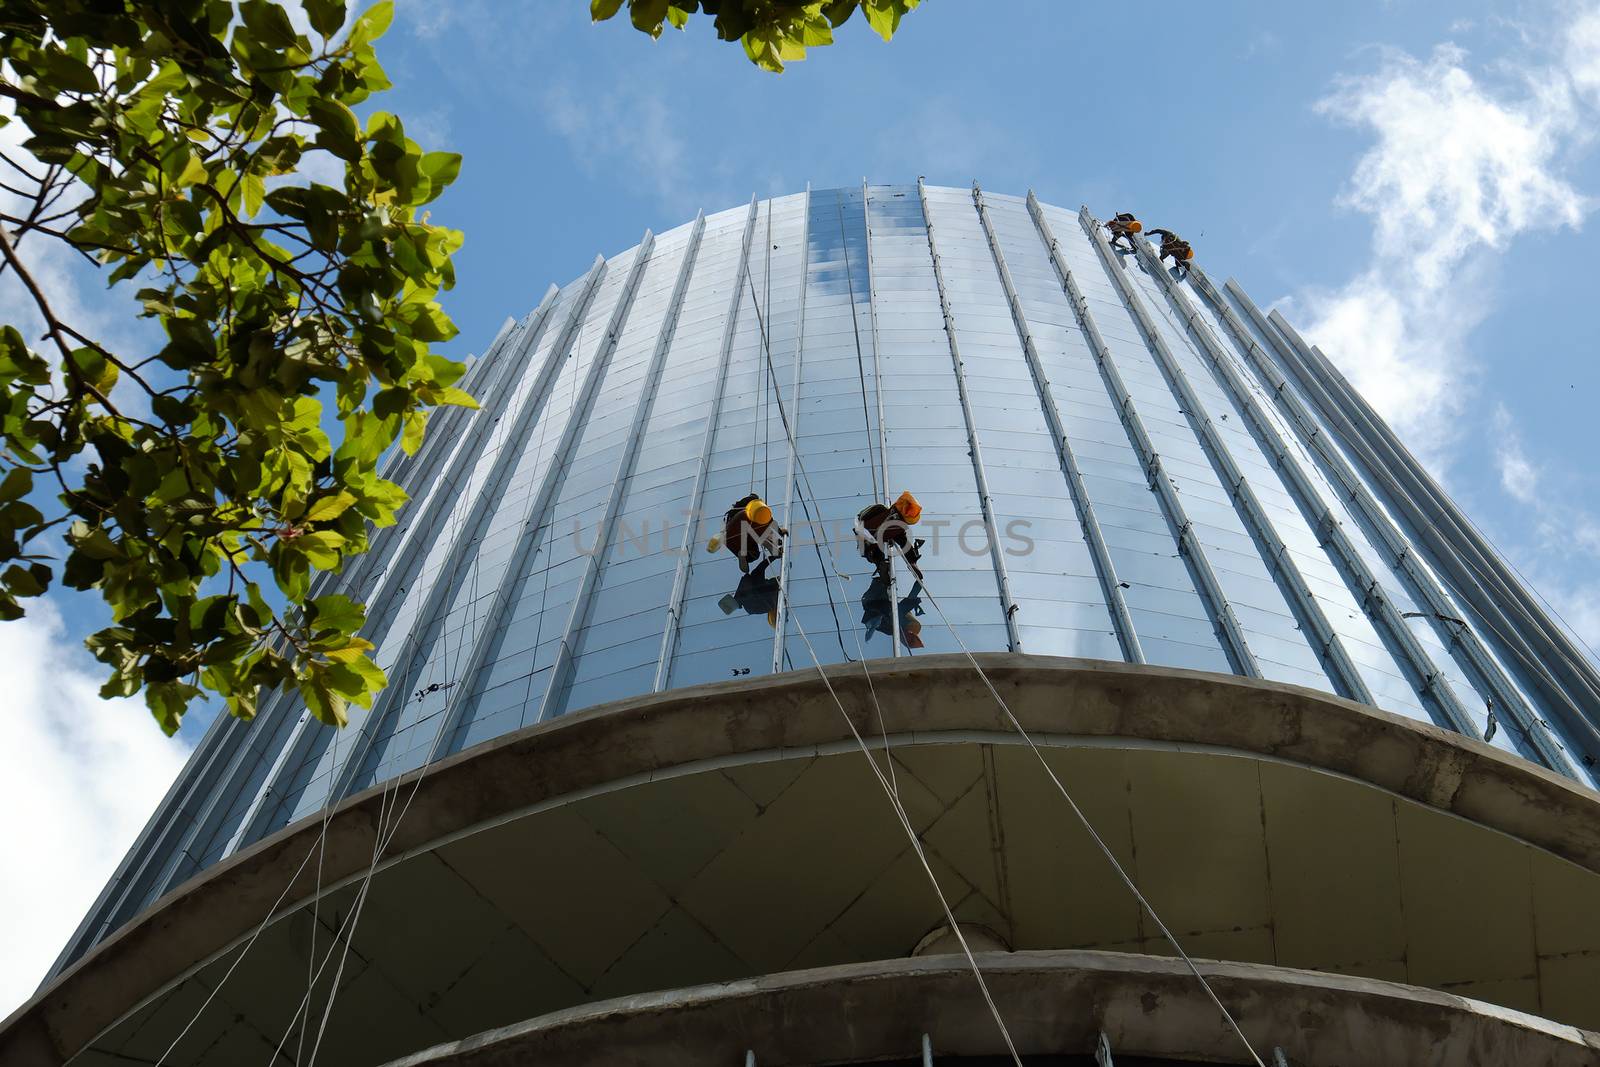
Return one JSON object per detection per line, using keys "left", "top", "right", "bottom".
{"left": 1104, "top": 212, "right": 1142, "bottom": 250}
{"left": 706, "top": 493, "right": 786, "bottom": 574}
{"left": 855, "top": 490, "right": 925, "bottom": 582}
{"left": 1147, "top": 228, "right": 1195, "bottom": 277}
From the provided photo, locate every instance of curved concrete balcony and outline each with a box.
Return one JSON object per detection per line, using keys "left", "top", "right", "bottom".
{"left": 6, "top": 656, "right": 1600, "bottom": 1065}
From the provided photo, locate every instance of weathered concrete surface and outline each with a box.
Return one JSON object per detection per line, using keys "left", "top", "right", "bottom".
{"left": 6, "top": 655, "right": 1600, "bottom": 1065}
{"left": 376, "top": 950, "right": 1600, "bottom": 1067}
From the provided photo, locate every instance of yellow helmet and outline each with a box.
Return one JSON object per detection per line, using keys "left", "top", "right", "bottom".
{"left": 745, "top": 499, "right": 773, "bottom": 526}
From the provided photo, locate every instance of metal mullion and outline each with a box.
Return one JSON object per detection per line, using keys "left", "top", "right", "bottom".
{"left": 538, "top": 214, "right": 707, "bottom": 720}
{"left": 1082, "top": 208, "right": 1377, "bottom": 694}
{"left": 862, "top": 181, "right": 902, "bottom": 658}
{"left": 223, "top": 278, "right": 584, "bottom": 853}
{"left": 1229, "top": 280, "right": 1566, "bottom": 748}
{"left": 1301, "top": 328, "right": 1600, "bottom": 734}
{"left": 1291, "top": 319, "right": 1600, "bottom": 720}
{"left": 1215, "top": 288, "right": 1579, "bottom": 761}
{"left": 975, "top": 187, "right": 1140, "bottom": 660}
{"left": 770, "top": 185, "right": 814, "bottom": 671}
{"left": 656, "top": 198, "right": 760, "bottom": 689}
{"left": 1183, "top": 268, "right": 1524, "bottom": 738}
{"left": 1121, "top": 231, "right": 1372, "bottom": 705}
{"left": 358, "top": 291, "right": 572, "bottom": 650}
{"left": 1029, "top": 204, "right": 1258, "bottom": 676}
{"left": 334, "top": 233, "right": 659, "bottom": 796}
{"left": 67, "top": 311, "right": 560, "bottom": 931}
{"left": 88, "top": 502, "right": 393, "bottom": 938}
{"left": 920, "top": 179, "right": 1022, "bottom": 652}
{"left": 346, "top": 301, "right": 553, "bottom": 619}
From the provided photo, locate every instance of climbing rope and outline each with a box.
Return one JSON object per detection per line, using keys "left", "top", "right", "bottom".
{"left": 735, "top": 219, "right": 1264, "bottom": 1063}
{"left": 785, "top": 607, "right": 1022, "bottom": 1067}
{"left": 906, "top": 565, "right": 1268, "bottom": 1067}
{"left": 838, "top": 198, "right": 881, "bottom": 503}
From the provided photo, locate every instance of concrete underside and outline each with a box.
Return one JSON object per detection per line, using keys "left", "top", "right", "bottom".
{"left": 377, "top": 952, "right": 1600, "bottom": 1067}
{"left": 6, "top": 656, "right": 1600, "bottom": 1065}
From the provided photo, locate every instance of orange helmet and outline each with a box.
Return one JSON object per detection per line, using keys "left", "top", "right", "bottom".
{"left": 745, "top": 499, "right": 772, "bottom": 526}
{"left": 1184, "top": 247, "right": 1195, "bottom": 260}
{"left": 893, "top": 490, "right": 922, "bottom": 524}
{"left": 1128, "top": 220, "right": 1142, "bottom": 233}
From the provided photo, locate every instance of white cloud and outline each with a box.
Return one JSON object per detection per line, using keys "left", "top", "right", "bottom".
{"left": 1291, "top": 23, "right": 1597, "bottom": 463}
{"left": 0, "top": 599, "right": 191, "bottom": 1016}
{"left": 1243, "top": 29, "right": 1282, "bottom": 59}
{"left": 1492, "top": 404, "right": 1541, "bottom": 504}
{"left": 1567, "top": 6, "right": 1600, "bottom": 103}
{"left": 543, "top": 82, "right": 699, "bottom": 209}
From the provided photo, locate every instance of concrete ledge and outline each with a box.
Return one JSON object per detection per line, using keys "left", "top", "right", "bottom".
{"left": 7, "top": 655, "right": 1600, "bottom": 1064}
{"left": 377, "top": 949, "right": 1600, "bottom": 1066}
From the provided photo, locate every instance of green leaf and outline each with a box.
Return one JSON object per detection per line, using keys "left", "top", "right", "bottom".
{"left": 401, "top": 409, "right": 426, "bottom": 455}
{"left": 630, "top": 0, "right": 671, "bottom": 37}
{"left": 309, "top": 593, "right": 365, "bottom": 633}
{"left": 42, "top": 50, "right": 99, "bottom": 94}
{"left": 2, "top": 562, "right": 48, "bottom": 596}
{"left": 351, "top": 0, "right": 395, "bottom": 45}
{"left": 591, "top": 0, "right": 625, "bottom": 20}
{"left": 67, "top": 347, "right": 117, "bottom": 397}
{"left": 0, "top": 467, "right": 32, "bottom": 503}
{"left": 322, "top": 636, "right": 373, "bottom": 663}
{"left": 241, "top": 0, "right": 301, "bottom": 51}
{"left": 296, "top": 530, "right": 344, "bottom": 569}
{"left": 306, "top": 0, "right": 349, "bottom": 36}
{"left": 305, "top": 491, "right": 357, "bottom": 522}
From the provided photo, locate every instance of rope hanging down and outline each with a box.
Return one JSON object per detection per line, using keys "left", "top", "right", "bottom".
{"left": 838, "top": 199, "right": 880, "bottom": 503}
{"left": 908, "top": 567, "right": 1268, "bottom": 1067}
{"left": 785, "top": 607, "right": 1024, "bottom": 1067}
{"left": 736, "top": 212, "right": 1264, "bottom": 1066}
{"left": 737, "top": 237, "right": 1027, "bottom": 1056}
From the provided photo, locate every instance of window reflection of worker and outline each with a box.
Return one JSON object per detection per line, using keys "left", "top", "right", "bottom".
{"left": 1146, "top": 228, "right": 1194, "bottom": 277}
{"left": 860, "top": 574, "right": 925, "bottom": 649}
{"left": 1104, "top": 212, "right": 1142, "bottom": 250}
{"left": 706, "top": 493, "right": 786, "bottom": 574}
{"left": 855, "top": 490, "right": 924, "bottom": 581}
{"left": 718, "top": 557, "right": 781, "bottom": 628}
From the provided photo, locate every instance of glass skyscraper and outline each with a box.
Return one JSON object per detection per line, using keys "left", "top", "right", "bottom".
{"left": 13, "top": 185, "right": 1600, "bottom": 1067}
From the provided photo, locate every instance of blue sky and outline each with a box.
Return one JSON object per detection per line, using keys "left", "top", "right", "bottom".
{"left": 379, "top": 0, "right": 1600, "bottom": 635}
{"left": 4, "top": 0, "right": 1600, "bottom": 1012}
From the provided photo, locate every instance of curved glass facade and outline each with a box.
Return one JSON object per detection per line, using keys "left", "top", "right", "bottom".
{"left": 55, "top": 183, "right": 1600, "bottom": 975}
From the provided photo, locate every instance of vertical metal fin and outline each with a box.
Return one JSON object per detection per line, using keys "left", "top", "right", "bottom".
{"left": 540, "top": 214, "right": 707, "bottom": 719}
{"left": 1027, "top": 201, "right": 1258, "bottom": 675}
{"left": 970, "top": 186, "right": 1141, "bottom": 661}
{"left": 1175, "top": 266, "right": 1494, "bottom": 736}
{"left": 83, "top": 297, "right": 558, "bottom": 932}
{"left": 326, "top": 248, "right": 628, "bottom": 804}
{"left": 861, "top": 181, "right": 903, "bottom": 657}
{"left": 1213, "top": 279, "right": 1573, "bottom": 761}
{"left": 1119, "top": 226, "right": 1374, "bottom": 705}
{"left": 655, "top": 198, "right": 762, "bottom": 690}
{"left": 230, "top": 273, "right": 591, "bottom": 850}
{"left": 917, "top": 179, "right": 1023, "bottom": 652}
{"left": 409, "top": 232, "right": 657, "bottom": 754}
{"left": 770, "top": 185, "right": 815, "bottom": 672}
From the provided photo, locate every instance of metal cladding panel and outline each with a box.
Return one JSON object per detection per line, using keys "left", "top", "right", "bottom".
{"left": 55, "top": 184, "right": 1600, "bottom": 976}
